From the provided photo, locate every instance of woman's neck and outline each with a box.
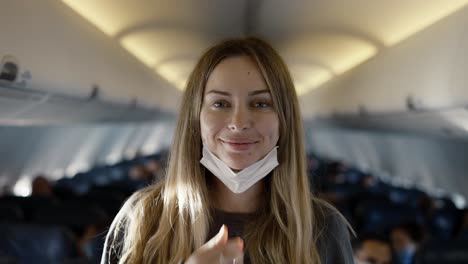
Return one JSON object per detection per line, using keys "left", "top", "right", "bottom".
{"left": 211, "top": 177, "right": 265, "bottom": 213}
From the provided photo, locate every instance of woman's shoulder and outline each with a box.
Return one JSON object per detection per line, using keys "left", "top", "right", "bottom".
{"left": 312, "top": 198, "right": 348, "bottom": 229}
{"left": 311, "top": 198, "right": 355, "bottom": 264}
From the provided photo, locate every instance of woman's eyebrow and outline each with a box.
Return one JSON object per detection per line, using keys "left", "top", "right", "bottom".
{"left": 205, "top": 90, "right": 230, "bottom": 96}
{"left": 248, "top": 89, "right": 270, "bottom": 96}
{"left": 205, "top": 89, "right": 270, "bottom": 96}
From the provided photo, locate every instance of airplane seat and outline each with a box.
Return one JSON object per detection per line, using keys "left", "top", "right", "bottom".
{"left": 89, "top": 169, "right": 112, "bottom": 186}
{"left": 108, "top": 165, "right": 127, "bottom": 181}
{"left": 0, "top": 196, "right": 58, "bottom": 221}
{"left": 88, "top": 185, "right": 130, "bottom": 199}
{"left": 388, "top": 187, "right": 426, "bottom": 208}
{"left": 0, "top": 222, "right": 78, "bottom": 264}
{"left": 324, "top": 183, "right": 363, "bottom": 200}
{"left": 89, "top": 165, "right": 128, "bottom": 184}
{"left": 434, "top": 197, "right": 457, "bottom": 211}
{"left": 54, "top": 177, "right": 90, "bottom": 196}
{"left": 307, "top": 153, "right": 325, "bottom": 173}
{"left": 0, "top": 204, "right": 23, "bottom": 223}
{"left": 414, "top": 239, "right": 468, "bottom": 264}
{"left": 85, "top": 166, "right": 121, "bottom": 187}
{"left": 71, "top": 192, "right": 126, "bottom": 219}
{"left": 52, "top": 183, "right": 78, "bottom": 201}
{"left": 342, "top": 168, "right": 364, "bottom": 184}
{"left": 81, "top": 230, "right": 106, "bottom": 264}
{"left": 429, "top": 209, "right": 461, "bottom": 240}
{"left": 306, "top": 155, "right": 325, "bottom": 191}
{"left": 111, "top": 178, "right": 149, "bottom": 194}
{"left": 355, "top": 200, "right": 424, "bottom": 233}
{"left": 31, "top": 203, "right": 108, "bottom": 237}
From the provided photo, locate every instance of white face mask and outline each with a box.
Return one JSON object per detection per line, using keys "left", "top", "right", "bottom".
{"left": 200, "top": 145, "right": 279, "bottom": 193}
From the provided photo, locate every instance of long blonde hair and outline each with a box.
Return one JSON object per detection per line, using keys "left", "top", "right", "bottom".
{"left": 108, "top": 37, "right": 329, "bottom": 263}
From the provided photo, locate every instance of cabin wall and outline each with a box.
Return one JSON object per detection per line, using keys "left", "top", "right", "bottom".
{"left": 0, "top": 0, "right": 181, "bottom": 111}
{"left": 0, "top": 123, "right": 175, "bottom": 195}
{"left": 307, "top": 127, "right": 468, "bottom": 200}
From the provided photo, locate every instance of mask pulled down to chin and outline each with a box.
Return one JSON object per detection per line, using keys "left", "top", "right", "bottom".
{"left": 200, "top": 145, "right": 279, "bottom": 194}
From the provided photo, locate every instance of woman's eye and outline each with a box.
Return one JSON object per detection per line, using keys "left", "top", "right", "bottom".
{"left": 212, "top": 101, "right": 228, "bottom": 108}
{"left": 253, "top": 101, "right": 271, "bottom": 108}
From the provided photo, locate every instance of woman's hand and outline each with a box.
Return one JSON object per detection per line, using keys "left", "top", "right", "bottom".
{"left": 184, "top": 225, "right": 244, "bottom": 264}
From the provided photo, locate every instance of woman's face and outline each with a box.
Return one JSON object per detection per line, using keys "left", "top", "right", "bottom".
{"left": 200, "top": 56, "right": 280, "bottom": 171}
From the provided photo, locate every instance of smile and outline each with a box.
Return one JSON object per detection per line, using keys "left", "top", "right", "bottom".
{"left": 220, "top": 139, "right": 259, "bottom": 151}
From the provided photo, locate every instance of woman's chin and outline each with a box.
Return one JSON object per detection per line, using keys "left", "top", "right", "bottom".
{"left": 228, "top": 162, "right": 254, "bottom": 172}
{"left": 223, "top": 156, "right": 260, "bottom": 172}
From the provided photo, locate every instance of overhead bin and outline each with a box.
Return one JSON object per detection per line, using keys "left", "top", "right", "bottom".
{"left": 0, "top": 83, "right": 174, "bottom": 124}
{"left": 0, "top": 0, "right": 181, "bottom": 122}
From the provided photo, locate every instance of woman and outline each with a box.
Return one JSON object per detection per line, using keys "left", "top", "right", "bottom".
{"left": 101, "top": 37, "right": 353, "bottom": 264}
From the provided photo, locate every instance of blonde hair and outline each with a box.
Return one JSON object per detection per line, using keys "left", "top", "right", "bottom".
{"left": 107, "top": 37, "right": 332, "bottom": 263}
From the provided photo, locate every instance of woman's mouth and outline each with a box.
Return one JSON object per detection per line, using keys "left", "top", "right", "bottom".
{"left": 221, "top": 139, "right": 258, "bottom": 152}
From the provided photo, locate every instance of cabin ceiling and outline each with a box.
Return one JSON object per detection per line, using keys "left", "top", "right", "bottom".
{"left": 62, "top": 0, "right": 467, "bottom": 96}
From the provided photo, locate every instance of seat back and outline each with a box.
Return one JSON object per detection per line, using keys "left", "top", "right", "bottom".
{"left": 0, "top": 223, "right": 77, "bottom": 264}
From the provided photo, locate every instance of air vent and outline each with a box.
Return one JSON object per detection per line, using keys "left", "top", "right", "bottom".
{"left": 359, "top": 105, "right": 369, "bottom": 116}
{"left": 406, "top": 95, "right": 423, "bottom": 111}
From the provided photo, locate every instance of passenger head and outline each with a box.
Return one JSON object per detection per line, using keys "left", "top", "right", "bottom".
{"left": 145, "top": 159, "right": 161, "bottom": 172}
{"left": 168, "top": 37, "right": 310, "bottom": 209}
{"left": 353, "top": 234, "right": 392, "bottom": 264}
{"left": 325, "top": 161, "right": 347, "bottom": 184}
{"left": 31, "top": 175, "right": 53, "bottom": 196}
{"left": 200, "top": 55, "right": 279, "bottom": 171}
{"left": 144, "top": 159, "right": 164, "bottom": 181}
{"left": 418, "top": 193, "right": 436, "bottom": 216}
{"left": 128, "top": 164, "right": 152, "bottom": 181}
{"left": 390, "top": 222, "right": 425, "bottom": 264}
{"left": 462, "top": 210, "right": 468, "bottom": 227}
{"left": 457, "top": 209, "right": 468, "bottom": 238}
{"left": 176, "top": 37, "right": 303, "bottom": 172}
{"left": 360, "top": 173, "right": 377, "bottom": 188}
{"left": 390, "top": 222, "right": 424, "bottom": 249}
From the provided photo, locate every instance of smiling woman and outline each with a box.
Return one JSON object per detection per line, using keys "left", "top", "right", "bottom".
{"left": 200, "top": 56, "right": 279, "bottom": 171}
{"left": 101, "top": 37, "right": 353, "bottom": 264}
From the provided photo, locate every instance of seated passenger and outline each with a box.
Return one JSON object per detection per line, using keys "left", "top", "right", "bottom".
{"left": 390, "top": 222, "right": 425, "bottom": 264}
{"left": 352, "top": 233, "right": 392, "bottom": 264}
{"left": 124, "top": 164, "right": 153, "bottom": 190}
{"left": 144, "top": 158, "right": 165, "bottom": 182}
{"left": 457, "top": 209, "right": 468, "bottom": 239}
{"left": 31, "top": 175, "right": 53, "bottom": 197}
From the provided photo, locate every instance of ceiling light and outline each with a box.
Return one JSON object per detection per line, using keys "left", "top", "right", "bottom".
{"left": 289, "top": 65, "right": 332, "bottom": 95}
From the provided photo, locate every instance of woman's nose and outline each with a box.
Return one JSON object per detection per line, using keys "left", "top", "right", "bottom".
{"left": 228, "top": 107, "right": 251, "bottom": 131}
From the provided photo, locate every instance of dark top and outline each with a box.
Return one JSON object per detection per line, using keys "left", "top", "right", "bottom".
{"left": 101, "top": 203, "right": 354, "bottom": 264}
{"left": 207, "top": 207, "right": 354, "bottom": 264}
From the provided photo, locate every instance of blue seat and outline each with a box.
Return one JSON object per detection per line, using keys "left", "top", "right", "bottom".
{"left": 429, "top": 209, "right": 460, "bottom": 240}
{"left": 387, "top": 187, "right": 425, "bottom": 208}
{"left": 342, "top": 168, "right": 364, "bottom": 184}
{"left": 0, "top": 223, "right": 77, "bottom": 264}
{"left": 54, "top": 177, "right": 90, "bottom": 195}
{"left": 356, "top": 201, "right": 424, "bottom": 233}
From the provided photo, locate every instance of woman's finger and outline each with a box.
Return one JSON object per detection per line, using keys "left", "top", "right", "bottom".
{"left": 220, "top": 237, "right": 244, "bottom": 264}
